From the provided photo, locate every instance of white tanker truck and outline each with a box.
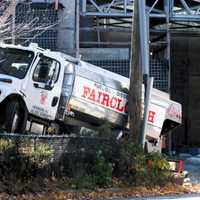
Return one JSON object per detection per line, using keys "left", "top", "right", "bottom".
{"left": 0, "top": 43, "right": 182, "bottom": 151}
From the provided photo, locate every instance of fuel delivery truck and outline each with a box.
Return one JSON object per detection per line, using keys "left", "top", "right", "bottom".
{"left": 0, "top": 43, "right": 182, "bottom": 151}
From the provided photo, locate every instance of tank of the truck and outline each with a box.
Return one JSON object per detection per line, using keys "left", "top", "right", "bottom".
{"left": 58, "top": 57, "right": 181, "bottom": 140}
{"left": 65, "top": 60, "right": 129, "bottom": 129}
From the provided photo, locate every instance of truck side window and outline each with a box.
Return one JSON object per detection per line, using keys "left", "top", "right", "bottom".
{"left": 33, "top": 56, "right": 59, "bottom": 83}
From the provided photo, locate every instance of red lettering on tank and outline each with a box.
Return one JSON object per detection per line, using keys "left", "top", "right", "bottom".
{"left": 81, "top": 85, "right": 127, "bottom": 114}
{"left": 110, "top": 97, "right": 118, "bottom": 109}
{"left": 101, "top": 93, "right": 109, "bottom": 107}
{"left": 82, "top": 86, "right": 91, "bottom": 98}
{"left": 148, "top": 111, "right": 156, "bottom": 123}
{"left": 116, "top": 98, "right": 124, "bottom": 112}
{"left": 96, "top": 91, "right": 103, "bottom": 104}
{"left": 88, "top": 89, "right": 96, "bottom": 101}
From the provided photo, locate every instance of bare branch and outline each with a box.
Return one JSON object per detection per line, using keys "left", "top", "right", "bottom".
{"left": 0, "top": 0, "right": 18, "bottom": 25}
{"left": 0, "top": 1, "right": 69, "bottom": 46}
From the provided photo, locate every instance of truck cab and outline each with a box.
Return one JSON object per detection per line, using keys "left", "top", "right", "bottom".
{"left": 0, "top": 43, "right": 67, "bottom": 133}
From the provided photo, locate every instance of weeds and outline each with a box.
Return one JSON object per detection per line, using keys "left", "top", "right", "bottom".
{"left": 118, "top": 140, "right": 171, "bottom": 186}
{"left": 0, "top": 128, "right": 173, "bottom": 193}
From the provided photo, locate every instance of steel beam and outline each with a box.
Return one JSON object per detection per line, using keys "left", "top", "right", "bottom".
{"left": 80, "top": 0, "right": 133, "bottom": 17}
{"left": 81, "top": 0, "right": 200, "bottom": 22}
{"left": 170, "top": 16, "right": 200, "bottom": 22}
{"left": 170, "top": 0, "right": 200, "bottom": 22}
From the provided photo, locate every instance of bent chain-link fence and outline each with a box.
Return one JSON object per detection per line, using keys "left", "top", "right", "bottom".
{"left": 0, "top": 133, "right": 119, "bottom": 177}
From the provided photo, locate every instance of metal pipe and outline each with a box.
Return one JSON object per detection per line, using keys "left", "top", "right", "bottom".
{"left": 81, "top": 12, "right": 167, "bottom": 18}
{"left": 170, "top": 16, "right": 200, "bottom": 21}
{"left": 140, "top": 77, "right": 154, "bottom": 149}
{"left": 89, "top": 0, "right": 102, "bottom": 12}
{"left": 105, "top": 0, "right": 116, "bottom": 13}
{"left": 76, "top": 0, "right": 80, "bottom": 58}
{"left": 169, "top": 0, "right": 174, "bottom": 17}
{"left": 164, "top": 0, "right": 170, "bottom": 62}
{"left": 148, "top": 0, "right": 159, "bottom": 14}
{"left": 124, "top": 0, "right": 127, "bottom": 14}
{"left": 180, "top": 0, "right": 193, "bottom": 15}
{"left": 165, "top": 0, "right": 172, "bottom": 155}
{"left": 82, "top": 0, "right": 87, "bottom": 13}
{"left": 138, "top": 0, "right": 149, "bottom": 75}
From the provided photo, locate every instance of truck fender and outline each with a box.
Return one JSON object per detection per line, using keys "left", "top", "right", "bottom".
{"left": 1, "top": 94, "right": 28, "bottom": 112}
{"left": 161, "top": 119, "right": 180, "bottom": 135}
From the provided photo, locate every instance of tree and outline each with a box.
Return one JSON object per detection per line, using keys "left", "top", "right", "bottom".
{"left": 0, "top": 0, "right": 58, "bottom": 44}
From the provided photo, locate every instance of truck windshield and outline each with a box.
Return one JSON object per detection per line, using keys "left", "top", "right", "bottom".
{"left": 0, "top": 48, "right": 34, "bottom": 79}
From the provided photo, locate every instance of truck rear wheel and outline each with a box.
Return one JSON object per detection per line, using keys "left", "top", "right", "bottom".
{"left": 5, "top": 101, "right": 27, "bottom": 133}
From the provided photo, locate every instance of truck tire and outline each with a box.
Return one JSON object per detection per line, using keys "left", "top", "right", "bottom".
{"left": 5, "top": 101, "right": 27, "bottom": 133}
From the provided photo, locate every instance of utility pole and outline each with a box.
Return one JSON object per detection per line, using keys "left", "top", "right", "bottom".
{"left": 129, "top": 0, "right": 150, "bottom": 146}
{"left": 129, "top": 0, "right": 142, "bottom": 142}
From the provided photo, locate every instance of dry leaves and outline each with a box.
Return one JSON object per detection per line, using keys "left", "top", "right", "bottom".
{"left": 0, "top": 184, "right": 194, "bottom": 200}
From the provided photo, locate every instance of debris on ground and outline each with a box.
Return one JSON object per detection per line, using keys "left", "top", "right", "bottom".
{"left": 0, "top": 184, "right": 191, "bottom": 200}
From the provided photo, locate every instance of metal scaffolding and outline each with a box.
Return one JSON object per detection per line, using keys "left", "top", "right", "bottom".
{"left": 79, "top": 0, "right": 200, "bottom": 90}
{"left": 81, "top": 0, "right": 200, "bottom": 20}
{"left": 80, "top": 0, "right": 200, "bottom": 50}
{"left": 80, "top": 0, "right": 171, "bottom": 61}
{"left": 170, "top": 0, "right": 200, "bottom": 21}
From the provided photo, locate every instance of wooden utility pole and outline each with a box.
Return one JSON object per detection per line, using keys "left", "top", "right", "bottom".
{"left": 128, "top": 0, "right": 142, "bottom": 143}
{"left": 129, "top": 0, "right": 150, "bottom": 147}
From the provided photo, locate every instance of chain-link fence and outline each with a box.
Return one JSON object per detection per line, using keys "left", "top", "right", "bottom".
{"left": 86, "top": 58, "right": 169, "bottom": 92}
{"left": 0, "top": 133, "right": 119, "bottom": 177}
{"left": 150, "top": 59, "right": 169, "bottom": 92}
{"left": 15, "top": 2, "right": 59, "bottom": 50}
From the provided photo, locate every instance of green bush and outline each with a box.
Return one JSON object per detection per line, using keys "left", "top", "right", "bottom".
{"left": 0, "top": 139, "right": 14, "bottom": 153}
{"left": 68, "top": 150, "right": 113, "bottom": 189}
{"left": 118, "top": 141, "right": 171, "bottom": 186}
{"left": 0, "top": 140, "right": 55, "bottom": 180}
{"left": 71, "top": 175, "right": 95, "bottom": 189}
{"left": 29, "top": 143, "right": 54, "bottom": 168}
{"left": 118, "top": 141, "right": 144, "bottom": 184}
{"left": 92, "top": 150, "right": 113, "bottom": 187}
{"left": 146, "top": 152, "right": 171, "bottom": 185}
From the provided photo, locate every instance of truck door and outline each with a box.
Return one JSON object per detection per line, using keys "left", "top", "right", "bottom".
{"left": 25, "top": 55, "right": 62, "bottom": 120}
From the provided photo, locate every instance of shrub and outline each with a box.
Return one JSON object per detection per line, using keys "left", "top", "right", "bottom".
{"left": 146, "top": 152, "right": 171, "bottom": 185}
{"left": 118, "top": 141, "right": 171, "bottom": 186}
{"left": 117, "top": 141, "right": 144, "bottom": 184}
{"left": 68, "top": 150, "right": 113, "bottom": 189}
{"left": 92, "top": 150, "right": 113, "bottom": 187}
{"left": 0, "top": 139, "right": 14, "bottom": 153}
{"left": 71, "top": 175, "right": 95, "bottom": 189}
{"left": 0, "top": 133, "right": 172, "bottom": 191}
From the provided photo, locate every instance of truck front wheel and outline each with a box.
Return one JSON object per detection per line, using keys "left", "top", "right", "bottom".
{"left": 5, "top": 101, "right": 27, "bottom": 133}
